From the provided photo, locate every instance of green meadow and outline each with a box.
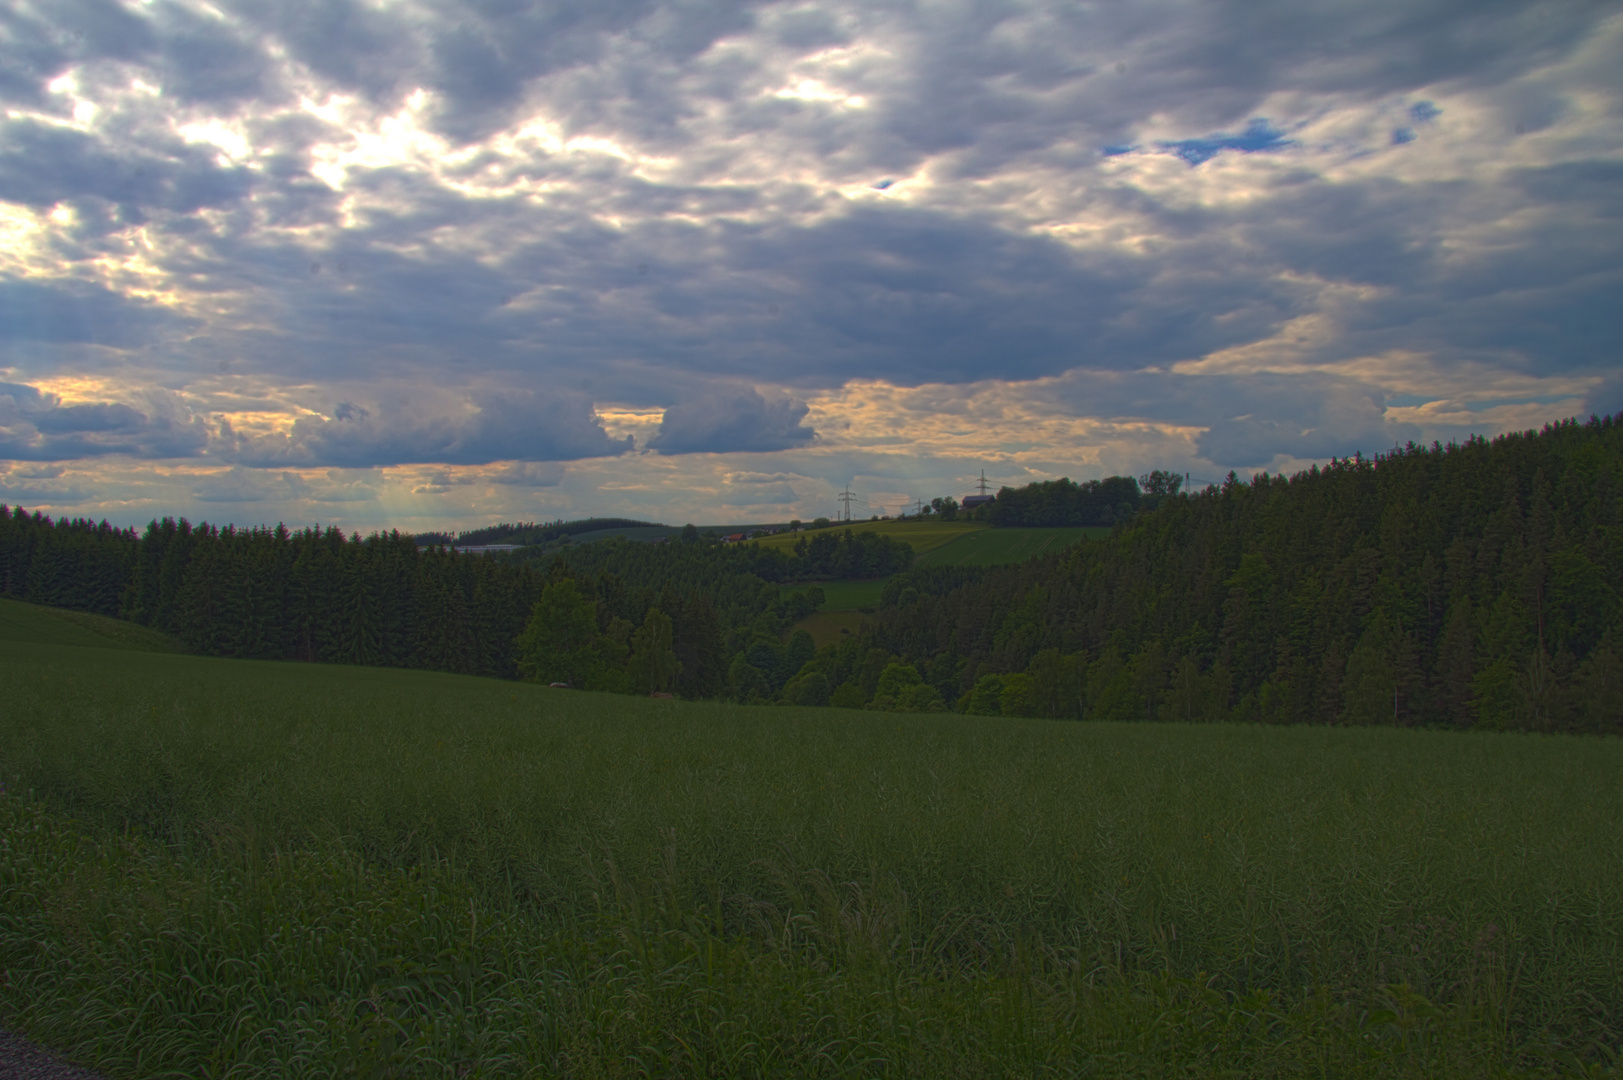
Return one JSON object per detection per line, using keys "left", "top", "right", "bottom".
{"left": 2, "top": 599, "right": 1620, "bottom": 1077}
{"left": 0, "top": 596, "right": 184, "bottom": 653}
{"left": 752, "top": 519, "right": 986, "bottom": 555}
{"left": 752, "top": 520, "right": 1104, "bottom": 569}
{"left": 773, "top": 526, "right": 1108, "bottom": 648}
{"left": 780, "top": 577, "right": 888, "bottom": 611}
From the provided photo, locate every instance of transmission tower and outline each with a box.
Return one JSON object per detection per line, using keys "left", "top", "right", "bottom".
{"left": 975, "top": 469, "right": 991, "bottom": 496}
{"left": 837, "top": 485, "right": 856, "bottom": 522}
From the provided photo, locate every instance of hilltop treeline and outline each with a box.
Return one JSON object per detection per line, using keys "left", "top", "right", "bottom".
{"left": 517, "top": 527, "right": 910, "bottom": 592}
{"left": 986, "top": 474, "right": 1144, "bottom": 527}
{"left": 0, "top": 517, "right": 560, "bottom": 678}
{"left": 414, "top": 517, "right": 657, "bottom": 547}
{"left": 0, "top": 511, "right": 904, "bottom": 697}
{"left": 5, "top": 416, "right": 1619, "bottom": 732}
{"left": 845, "top": 416, "right": 1622, "bottom": 733}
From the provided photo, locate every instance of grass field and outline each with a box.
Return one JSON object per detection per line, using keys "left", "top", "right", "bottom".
{"left": 775, "top": 525, "right": 1106, "bottom": 643}
{"left": 2, "top": 604, "right": 1620, "bottom": 1077}
{"left": 0, "top": 596, "right": 184, "bottom": 652}
{"left": 752, "top": 519, "right": 986, "bottom": 554}
{"left": 914, "top": 526, "right": 1110, "bottom": 567}
{"left": 782, "top": 577, "right": 888, "bottom": 610}
{"left": 778, "top": 580, "right": 883, "bottom": 645}
{"left": 784, "top": 608, "right": 868, "bottom": 648}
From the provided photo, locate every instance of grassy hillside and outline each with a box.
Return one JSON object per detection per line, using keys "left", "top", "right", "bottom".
{"left": 2, "top": 640, "right": 1619, "bottom": 1077}
{"left": 780, "top": 577, "right": 887, "bottom": 610}
{"left": 784, "top": 608, "right": 868, "bottom": 648}
{"left": 751, "top": 519, "right": 985, "bottom": 554}
{"left": 0, "top": 596, "right": 184, "bottom": 653}
{"left": 757, "top": 522, "right": 1104, "bottom": 570}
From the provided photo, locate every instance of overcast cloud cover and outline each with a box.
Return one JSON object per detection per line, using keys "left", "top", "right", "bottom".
{"left": 0, "top": 0, "right": 1618, "bottom": 529}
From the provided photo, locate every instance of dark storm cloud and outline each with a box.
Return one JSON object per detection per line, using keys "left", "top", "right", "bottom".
{"left": 413, "top": 0, "right": 764, "bottom": 144}
{"left": 1192, "top": 377, "right": 1420, "bottom": 467}
{"left": 1, "top": 0, "right": 1617, "bottom": 482}
{"left": 31, "top": 401, "right": 146, "bottom": 434}
{"left": 224, "top": 0, "right": 419, "bottom": 104}
{"left": 0, "top": 0, "right": 153, "bottom": 109}
{"left": 158, "top": 6, "right": 277, "bottom": 105}
{"left": 713, "top": 207, "right": 1281, "bottom": 384}
{"left": 220, "top": 199, "right": 1303, "bottom": 389}
{"left": 229, "top": 390, "right": 632, "bottom": 467}
{"left": 0, "top": 381, "right": 209, "bottom": 461}
{"left": 649, "top": 386, "right": 815, "bottom": 454}
{"left": 1044, "top": 369, "right": 1421, "bottom": 467}
{"left": 0, "top": 279, "right": 171, "bottom": 346}
{"left": 0, "top": 118, "right": 253, "bottom": 213}
{"left": 1587, "top": 374, "right": 1623, "bottom": 421}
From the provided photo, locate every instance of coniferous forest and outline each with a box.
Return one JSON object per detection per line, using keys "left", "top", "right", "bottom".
{"left": 2, "top": 414, "right": 1619, "bottom": 733}
{"left": 0, "top": 509, "right": 907, "bottom": 699}
{"left": 856, "top": 416, "right": 1623, "bottom": 731}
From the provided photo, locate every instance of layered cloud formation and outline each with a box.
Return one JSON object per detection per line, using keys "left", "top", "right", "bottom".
{"left": 1, "top": 0, "right": 1618, "bottom": 527}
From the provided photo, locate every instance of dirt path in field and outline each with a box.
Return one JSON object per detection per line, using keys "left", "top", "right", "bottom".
{"left": 0, "top": 1029, "right": 112, "bottom": 1079}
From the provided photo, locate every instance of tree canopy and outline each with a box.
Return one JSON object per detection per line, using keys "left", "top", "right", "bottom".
{"left": 5, "top": 414, "right": 1620, "bottom": 733}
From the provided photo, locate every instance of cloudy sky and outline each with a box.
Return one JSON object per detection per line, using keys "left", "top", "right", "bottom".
{"left": 2, "top": 0, "right": 1619, "bottom": 531}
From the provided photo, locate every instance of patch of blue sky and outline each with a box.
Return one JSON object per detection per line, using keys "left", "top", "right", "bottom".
{"left": 1410, "top": 101, "right": 1441, "bottom": 123}
{"left": 1392, "top": 127, "right": 1417, "bottom": 145}
{"left": 1102, "top": 144, "right": 1135, "bottom": 157}
{"left": 1158, "top": 119, "right": 1291, "bottom": 166}
{"left": 871, "top": 179, "right": 895, "bottom": 190}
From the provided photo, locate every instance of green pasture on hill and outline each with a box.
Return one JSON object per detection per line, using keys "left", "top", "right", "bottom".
{"left": 777, "top": 579, "right": 885, "bottom": 647}
{"left": 0, "top": 597, "right": 184, "bottom": 653}
{"left": 780, "top": 576, "right": 887, "bottom": 610}
{"left": 752, "top": 519, "right": 986, "bottom": 554}
{"left": 784, "top": 608, "right": 868, "bottom": 648}
{"left": 2, "top": 621, "right": 1620, "bottom": 1077}
{"left": 914, "top": 525, "right": 1110, "bottom": 567}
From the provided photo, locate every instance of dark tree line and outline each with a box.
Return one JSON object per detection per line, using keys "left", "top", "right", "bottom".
{"left": 520, "top": 527, "right": 910, "bottom": 596}
{"left": 0, "top": 511, "right": 135, "bottom": 615}
{"left": 0, "top": 507, "right": 836, "bottom": 696}
{"left": 790, "top": 528, "right": 914, "bottom": 579}
{"left": 0, "top": 515, "right": 551, "bottom": 677}
{"left": 515, "top": 528, "right": 908, "bottom": 686}
{"left": 986, "top": 474, "right": 1143, "bottom": 527}
{"left": 844, "top": 416, "right": 1622, "bottom": 733}
{"left": 6, "top": 415, "right": 1618, "bottom": 732}
{"left": 417, "top": 518, "right": 658, "bottom": 547}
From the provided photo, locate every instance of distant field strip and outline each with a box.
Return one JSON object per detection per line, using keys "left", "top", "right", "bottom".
{"left": 753, "top": 520, "right": 985, "bottom": 554}
{"left": 0, "top": 597, "right": 184, "bottom": 653}
{"left": 913, "top": 526, "right": 1108, "bottom": 567}
{"left": 781, "top": 578, "right": 886, "bottom": 610}
{"left": 787, "top": 609, "right": 867, "bottom": 648}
